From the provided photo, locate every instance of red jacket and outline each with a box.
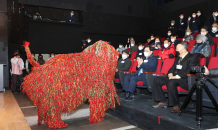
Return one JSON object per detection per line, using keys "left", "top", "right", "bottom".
{"left": 158, "top": 44, "right": 176, "bottom": 61}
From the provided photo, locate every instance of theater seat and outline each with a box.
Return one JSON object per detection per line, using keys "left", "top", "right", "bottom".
{"left": 126, "top": 48, "right": 130, "bottom": 51}
{"left": 192, "top": 32, "right": 200, "bottom": 38}
{"left": 114, "top": 78, "right": 120, "bottom": 82}
{"left": 161, "top": 37, "right": 165, "bottom": 43}
{"left": 162, "top": 85, "right": 189, "bottom": 93}
{"left": 177, "top": 38, "right": 183, "bottom": 42}
{"left": 137, "top": 81, "right": 143, "bottom": 86}
{"left": 213, "top": 37, "right": 218, "bottom": 47}
{"left": 145, "top": 42, "right": 149, "bottom": 46}
{"left": 153, "top": 50, "right": 161, "bottom": 56}
{"left": 130, "top": 52, "right": 137, "bottom": 59}
{"left": 210, "top": 45, "right": 215, "bottom": 57}
{"left": 188, "top": 40, "right": 196, "bottom": 52}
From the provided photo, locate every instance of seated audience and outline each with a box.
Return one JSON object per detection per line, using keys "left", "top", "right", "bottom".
{"left": 37, "top": 55, "right": 45, "bottom": 65}
{"left": 158, "top": 39, "right": 176, "bottom": 61}
{"left": 135, "top": 43, "right": 145, "bottom": 59}
{"left": 205, "top": 9, "right": 218, "bottom": 30}
{"left": 166, "top": 30, "right": 172, "bottom": 39}
{"left": 129, "top": 39, "right": 138, "bottom": 54}
{"left": 201, "top": 26, "right": 215, "bottom": 45}
{"left": 168, "top": 20, "right": 176, "bottom": 34}
{"left": 33, "top": 11, "right": 42, "bottom": 20}
{"left": 116, "top": 43, "right": 126, "bottom": 54}
{"left": 66, "top": 10, "right": 77, "bottom": 23}
{"left": 176, "top": 13, "right": 187, "bottom": 38}
{"left": 150, "top": 36, "right": 161, "bottom": 50}
{"left": 191, "top": 34, "right": 211, "bottom": 57}
{"left": 149, "top": 34, "right": 155, "bottom": 45}
{"left": 121, "top": 46, "right": 158, "bottom": 101}
{"left": 189, "top": 12, "right": 201, "bottom": 33}
{"left": 184, "top": 29, "right": 194, "bottom": 42}
{"left": 115, "top": 50, "right": 131, "bottom": 78}
{"left": 197, "top": 10, "right": 205, "bottom": 29}
{"left": 171, "top": 34, "right": 181, "bottom": 48}
{"left": 209, "top": 23, "right": 218, "bottom": 37}
{"left": 152, "top": 42, "right": 198, "bottom": 112}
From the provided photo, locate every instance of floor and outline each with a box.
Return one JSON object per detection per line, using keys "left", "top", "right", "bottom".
{"left": 12, "top": 91, "right": 142, "bottom": 130}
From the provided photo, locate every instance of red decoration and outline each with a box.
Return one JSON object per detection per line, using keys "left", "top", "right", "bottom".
{"left": 22, "top": 40, "right": 120, "bottom": 129}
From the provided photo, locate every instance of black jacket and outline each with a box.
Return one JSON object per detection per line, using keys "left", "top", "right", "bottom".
{"left": 169, "top": 25, "right": 176, "bottom": 34}
{"left": 84, "top": 41, "right": 94, "bottom": 49}
{"left": 117, "top": 58, "right": 131, "bottom": 71}
{"left": 198, "top": 15, "right": 206, "bottom": 29}
{"left": 205, "top": 14, "right": 217, "bottom": 30}
{"left": 206, "top": 33, "right": 215, "bottom": 45}
{"left": 209, "top": 69, "right": 218, "bottom": 77}
{"left": 66, "top": 14, "right": 77, "bottom": 23}
{"left": 135, "top": 48, "right": 145, "bottom": 59}
{"left": 176, "top": 18, "right": 187, "bottom": 32}
{"left": 209, "top": 30, "right": 218, "bottom": 37}
{"left": 129, "top": 45, "right": 138, "bottom": 54}
{"left": 189, "top": 17, "right": 201, "bottom": 31}
{"left": 168, "top": 53, "right": 198, "bottom": 89}
{"left": 172, "top": 39, "right": 181, "bottom": 49}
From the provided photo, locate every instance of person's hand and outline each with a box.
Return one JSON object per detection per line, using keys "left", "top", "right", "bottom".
{"left": 116, "top": 69, "right": 118, "bottom": 72}
{"left": 168, "top": 74, "right": 173, "bottom": 79}
{"left": 151, "top": 45, "right": 155, "bottom": 47}
{"left": 204, "top": 66, "right": 209, "bottom": 75}
{"left": 157, "top": 44, "right": 161, "bottom": 48}
{"left": 169, "top": 76, "right": 177, "bottom": 80}
{"left": 137, "top": 58, "right": 143, "bottom": 66}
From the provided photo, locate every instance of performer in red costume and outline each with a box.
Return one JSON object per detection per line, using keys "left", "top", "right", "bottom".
{"left": 22, "top": 41, "right": 121, "bottom": 129}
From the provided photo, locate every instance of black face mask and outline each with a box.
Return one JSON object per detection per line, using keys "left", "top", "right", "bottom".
{"left": 176, "top": 51, "right": 180, "bottom": 57}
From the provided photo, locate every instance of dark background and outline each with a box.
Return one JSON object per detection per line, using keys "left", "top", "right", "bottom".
{"left": 1, "top": 0, "right": 218, "bottom": 88}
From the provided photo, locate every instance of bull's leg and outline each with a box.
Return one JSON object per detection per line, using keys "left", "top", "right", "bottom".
{"left": 89, "top": 98, "right": 106, "bottom": 123}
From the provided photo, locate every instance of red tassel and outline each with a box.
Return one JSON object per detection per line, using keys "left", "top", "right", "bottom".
{"left": 21, "top": 41, "right": 30, "bottom": 48}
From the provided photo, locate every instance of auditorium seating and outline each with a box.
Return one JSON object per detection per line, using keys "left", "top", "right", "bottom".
{"left": 153, "top": 50, "right": 161, "bottom": 56}
{"left": 130, "top": 52, "right": 137, "bottom": 59}
{"left": 192, "top": 32, "right": 200, "bottom": 38}
{"left": 145, "top": 42, "right": 149, "bottom": 46}
{"left": 161, "top": 37, "right": 165, "bottom": 43}
{"left": 126, "top": 48, "right": 130, "bottom": 51}
{"left": 177, "top": 38, "right": 183, "bottom": 42}
{"left": 213, "top": 37, "right": 218, "bottom": 47}
{"left": 188, "top": 40, "right": 196, "bottom": 52}
{"left": 210, "top": 45, "right": 215, "bottom": 57}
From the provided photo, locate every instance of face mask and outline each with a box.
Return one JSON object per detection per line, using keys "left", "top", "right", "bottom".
{"left": 192, "top": 15, "right": 196, "bottom": 17}
{"left": 138, "top": 47, "right": 143, "bottom": 50}
{"left": 171, "top": 38, "right": 175, "bottom": 42}
{"left": 87, "top": 40, "right": 91, "bottom": 43}
{"left": 212, "top": 27, "right": 217, "bottom": 31}
{"left": 119, "top": 45, "right": 123, "bottom": 48}
{"left": 176, "top": 51, "right": 180, "bottom": 56}
{"left": 164, "top": 44, "right": 169, "bottom": 48}
{"left": 71, "top": 13, "right": 74, "bottom": 15}
{"left": 32, "top": 55, "right": 34, "bottom": 58}
{"left": 51, "top": 55, "right": 54, "bottom": 57}
{"left": 122, "top": 54, "right": 128, "bottom": 60}
{"left": 197, "top": 13, "right": 201, "bottom": 16}
{"left": 151, "top": 38, "right": 154, "bottom": 40}
{"left": 186, "top": 32, "right": 190, "bottom": 35}
{"left": 171, "top": 23, "right": 174, "bottom": 26}
{"left": 201, "top": 32, "right": 206, "bottom": 35}
{"left": 144, "top": 52, "right": 149, "bottom": 57}
{"left": 180, "top": 16, "right": 184, "bottom": 19}
{"left": 188, "top": 18, "right": 191, "bottom": 21}
{"left": 131, "top": 44, "right": 134, "bottom": 47}
{"left": 168, "top": 33, "right": 171, "bottom": 36}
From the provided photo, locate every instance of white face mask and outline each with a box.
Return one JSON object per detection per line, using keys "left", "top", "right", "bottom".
{"left": 122, "top": 54, "right": 128, "bottom": 59}
{"left": 212, "top": 27, "right": 217, "bottom": 31}
{"left": 51, "top": 55, "right": 54, "bottom": 57}
{"left": 180, "top": 16, "right": 184, "bottom": 19}
{"left": 32, "top": 55, "right": 34, "bottom": 58}
{"left": 188, "top": 18, "right": 191, "bottom": 21}
{"left": 186, "top": 32, "right": 190, "bottom": 35}
{"left": 168, "top": 33, "right": 171, "bottom": 36}
{"left": 87, "top": 40, "right": 91, "bottom": 43}
{"left": 144, "top": 52, "right": 149, "bottom": 57}
{"left": 197, "top": 13, "right": 201, "bottom": 16}
{"left": 138, "top": 47, "right": 143, "bottom": 50}
{"left": 131, "top": 44, "right": 134, "bottom": 47}
{"left": 119, "top": 45, "right": 123, "bottom": 48}
{"left": 201, "top": 32, "right": 207, "bottom": 35}
{"left": 171, "top": 23, "right": 174, "bottom": 26}
{"left": 164, "top": 44, "right": 169, "bottom": 48}
{"left": 192, "top": 15, "right": 196, "bottom": 17}
{"left": 171, "top": 38, "right": 175, "bottom": 42}
{"left": 151, "top": 38, "right": 154, "bottom": 40}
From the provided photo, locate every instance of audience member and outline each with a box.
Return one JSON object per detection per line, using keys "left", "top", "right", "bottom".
{"left": 171, "top": 34, "right": 181, "bottom": 48}
{"left": 129, "top": 40, "right": 138, "bottom": 54}
{"left": 116, "top": 43, "right": 126, "bottom": 54}
{"left": 48, "top": 52, "right": 55, "bottom": 61}
{"left": 121, "top": 46, "right": 157, "bottom": 101}
{"left": 152, "top": 42, "right": 198, "bottom": 112}
{"left": 158, "top": 39, "right": 176, "bottom": 61}
{"left": 83, "top": 37, "right": 94, "bottom": 49}
{"left": 33, "top": 11, "right": 42, "bottom": 20}
{"left": 150, "top": 36, "right": 161, "bottom": 50}
{"left": 166, "top": 30, "right": 172, "bottom": 39}
{"left": 189, "top": 12, "right": 201, "bottom": 33}
{"left": 127, "top": 37, "right": 134, "bottom": 47}
{"left": 205, "top": 9, "right": 218, "bottom": 30}
{"left": 183, "top": 29, "right": 194, "bottom": 42}
{"left": 168, "top": 20, "right": 176, "bottom": 34}
{"left": 176, "top": 13, "right": 187, "bottom": 38}
{"left": 135, "top": 43, "right": 145, "bottom": 59}
{"left": 191, "top": 34, "right": 211, "bottom": 57}
{"left": 149, "top": 34, "right": 155, "bottom": 45}
{"left": 209, "top": 23, "right": 218, "bottom": 37}
{"left": 11, "top": 51, "right": 24, "bottom": 93}
{"left": 201, "top": 26, "right": 215, "bottom": 45}
{"left": 37, "top": 55, "right": 45, "bottom": 65}
{"left": 66, "top": 10, "right": 77, "bottom": 23}
{"left": 197, "top": 10, "right": 206, "bottom": 29}
{"left": 25, "top": 52, "right": 36, "bottom": 74}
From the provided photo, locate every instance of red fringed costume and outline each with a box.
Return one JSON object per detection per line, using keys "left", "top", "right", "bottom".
{"left": 22, "top": 41, "right": 121, "bottom": 129}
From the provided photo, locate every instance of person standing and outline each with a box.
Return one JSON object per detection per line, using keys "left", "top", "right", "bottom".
{"left": 66, "top": 10, "right": 77, "bottom": 23}
{"left": 11, "top": 51, "right": 24, "bottom": 93}
{"left": 37, "top": 55, "right": 45, "bottom": 65}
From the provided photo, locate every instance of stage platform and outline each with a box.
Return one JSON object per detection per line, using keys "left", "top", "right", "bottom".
{"left": 107, "top": 93, "right": 218, "bottom": 130}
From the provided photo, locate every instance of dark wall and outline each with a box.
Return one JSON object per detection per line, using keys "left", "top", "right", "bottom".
{"left": 0, "top": 0, "right": 9, "bottom": 89}
{"left": 18, "top": 0, "right": 149, "bottom": 18}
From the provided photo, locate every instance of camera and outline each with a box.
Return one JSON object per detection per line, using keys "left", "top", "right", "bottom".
{"left": 190, "top": 65, "right": 205, "bottom": 73}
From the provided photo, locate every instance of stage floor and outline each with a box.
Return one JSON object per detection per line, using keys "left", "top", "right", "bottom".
{"left": 107, "top": 93, "right": 218, "bottom": 130}
{"left": 12, "top": 92, "right": 141, "bottom": 130}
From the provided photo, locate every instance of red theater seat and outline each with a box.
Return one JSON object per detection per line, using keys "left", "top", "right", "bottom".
{"left": 114, "top": 78, "right": 120, "bottom": 82}
{"left": 177, "top": 38, "right": 183, "bottom": 42}
{"left": 145, "top": 42, "right": 149, "bottom": 46}
{"left": 192, "top": 32, "right": 200, "bottom": 38}
{"left": 213, "top": 37, "right": 218, "bottom": 47}
{"left": 208, "top": 57, "right": 218, "bottom": 69}
{"left": 188, "top": 40, "right": 196, "bottom": 52}
{"left": 137, "top": 81, "right": 143, "bottom": 86}
{"left": 161, "top": 37, "right": 165, "bottom": 43}
{"left": 153, "top": 50, "right": 161, "bottom": 56}
{"left": 162, "top": 85, "right": 189, "bottom": 93}
{"left": 210, "top": 45, "right": 215, "bottom": 57}
{"left": 160, "top": 58, "right": 175, "bottom": 73}
{"left": 126, "top": 48, "right": 130, "bottom": 51}
{"left": 130, "top": 52, "right": 137, "bottom": 59}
